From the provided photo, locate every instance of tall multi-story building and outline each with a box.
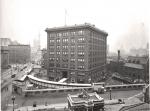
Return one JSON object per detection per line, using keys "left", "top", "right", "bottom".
{"left": 46, "top": 23, "right": 108, "bottom": 83}
{"left": 8, "top": 45, "right": 31, "bottom": 64}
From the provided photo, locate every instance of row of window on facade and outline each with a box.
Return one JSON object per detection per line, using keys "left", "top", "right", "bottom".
{"left": 49, "top": 52, "right": 105, "bottom": 58}
{"left": 89, "top": 37, "right": 106, "bottom": 43}
{"left": 50, "top": 37, "right": 105, "bottom": 44}
{"left": 49, "top": 30, "right": 85, "bottom": 38}
{"left": 49, "top": 63, "right": 85, "bottom": 69}
{"left": 88, "top": 57, "right": 105, "bottom": 63}
{"left": 49, "top": 44, "right": 85, "bottom": 48}
{"left": 49, "top": 57, "right": 85, "bottom": 62}
{"left": 128, "top": 59, "right": 141, "bottom": 64}
{"left": 49, "top": 51, "right": 85, "bottom": 55}
{"left": 49, "top": 53, "right": 105, "bottom": 59}
{"left": 49, "top": 44, "right": 105, "bottom": 51}
{"left": 89, "top": 44, "right": 106, "bottom": 50}
{"left": 49, "top": 62, "right": 103, "bottom": 70}
{"left": 49, "top": 58, "right": 104, "bottom": 66}
{"left": 49, "top": 30, "right": 106, "bottom": 40}
{"left": 49, "top": 37, "right": 85, "bottom": 43}
{"left": 89, "top": 51, "right": 106, "bottom": 57}
{"left": 88, "top": 63, "right": 105, "bottom": 69}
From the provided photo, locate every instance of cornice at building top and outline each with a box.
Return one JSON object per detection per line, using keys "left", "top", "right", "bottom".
{"left": 45, "top": 23, "right": 108, "bottom": 36}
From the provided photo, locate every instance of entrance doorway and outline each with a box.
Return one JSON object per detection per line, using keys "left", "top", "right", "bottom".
{"left": 62, "top": 71, "right": 68, "bottom": 78}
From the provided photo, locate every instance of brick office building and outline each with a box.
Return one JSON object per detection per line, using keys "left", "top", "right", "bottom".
{"left": 8, "top": 45, "right": 31, "bottom": 64}
{"left": 123, "top": 56, "right": 149, "bottom": 83}
{"left": 46, "top": 23, "right": 108, "bottom": 83}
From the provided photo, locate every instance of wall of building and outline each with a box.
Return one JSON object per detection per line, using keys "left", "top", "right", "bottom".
{"left": 1, "top": 83, "right": 12, "bottom": 110}
{"left": 9, "top": 45, "right": 31, "bottom": 64}
{"left": 41, "top": 49, "right": 48, "bottom": 69}
{"left": 1, "top": 46, "right": 9, "bottom": 69}
{"left": 46, "top": 24, "right": 108, "bottom": 83}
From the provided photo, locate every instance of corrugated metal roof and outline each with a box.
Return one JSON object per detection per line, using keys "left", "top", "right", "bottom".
{"left": 124, "top": 63, "right": 144, "bottom": 69}
{"left": 127, "top": 56, "right": 148, "bottom": 64}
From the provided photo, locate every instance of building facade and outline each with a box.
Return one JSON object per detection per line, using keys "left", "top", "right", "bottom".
{"left": 0, "top": 38, "right": 12, "bottom": 46}
{"left": 67, "top": 90, "right": 104, "bottom": 111}
{"left": 41, "top": 48, "right": 48, "bottom": 69}
{"left": 123, "top": 56, "right": 149, "bottom": 83}
{"left": 1, "top": 46, "right": 9, "bottom": 69}
{"left": 46, "top": 23, "right": 108, "bottom": 83}
{"left": 8, "top": 45, "right": 31, "bottom": 64}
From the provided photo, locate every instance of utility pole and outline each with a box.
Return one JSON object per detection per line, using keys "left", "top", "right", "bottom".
{"left": 12, "top": 96, "right": 15, "bottom": 111}
{"left": 109, "top": 88, "right": 112, "bottom": 100}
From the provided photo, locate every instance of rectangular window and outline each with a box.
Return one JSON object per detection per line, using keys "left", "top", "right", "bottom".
{"left": 50, "top": 52, "right": 54, "bottom": 54}
{"left": 56, "top": 38, "right": 60, "bottom": 43}
{"left": 62, "top": 38, "right": 68, "bottom": 42}
{"left": 78, "top": 52, "right": 84, "bottom": 56}
{"left": 71, "top": 38, "right": 75, "bottom": 43}
{"left": 78, "top": 37, "right": 85, "bottom": 42}
{"left": 78, "top": 59, "right": 84, "bottom": 62}
{"left": 77, "top": 65, "right": 85, "bottom": 69}
{"left": 62, "top": 64, "right": 68, "bottom": 68}
{"left": 70, "top": 58, "right": 75, "bottom": 62}
{"left": 50, "top": 39, "right": 55, "bottom": 43}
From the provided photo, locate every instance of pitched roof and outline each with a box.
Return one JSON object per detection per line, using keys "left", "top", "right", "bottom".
{"left": 127, "top": 56, "right": 148, "bottom": 64}
{"left": 124, "top": 63, "right": 144, "bottom": 69}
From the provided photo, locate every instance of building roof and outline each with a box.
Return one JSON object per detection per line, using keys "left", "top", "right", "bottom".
{"left": 0, "top": 46, "right": 9, "bottom": 51}
{"left": 70, "top": 94, "right": 99, "bottom": 103}
{"left": 127, "top": 56, "right": 148, "bottom": 65}
{"left": 28, "top": 75, "right": 91, "bottom": 87}
{"left": 8, "top": 44, "right": 30, "bottom": 46}
{"left": 16, "top": 75, "right": 28, "bottom": 82}
{"left": 67, "top": 90, "right": 104, "bottom": 107}
{"left": 124, "top": 63, "right": 144, "bottom": 69}
{"left": 45, "top": 23, "right": 108, "bottom": 36}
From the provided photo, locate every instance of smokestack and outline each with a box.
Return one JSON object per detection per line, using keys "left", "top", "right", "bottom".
{"left": 118, "top": 50, "right": 120, "bottom": 62}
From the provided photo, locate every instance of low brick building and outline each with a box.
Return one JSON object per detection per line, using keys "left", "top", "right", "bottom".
{"left": 1, "top": 46, "right": 9, "bottom": 69}
{"left": 123, "top": 56, "right": 149, "bottom": 83}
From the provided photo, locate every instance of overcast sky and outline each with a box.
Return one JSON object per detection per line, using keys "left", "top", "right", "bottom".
{"left": 0, "top": 0, "right": 149, "bottom": 53}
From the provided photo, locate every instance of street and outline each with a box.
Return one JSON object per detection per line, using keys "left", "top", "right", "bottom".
{"left": 6, "top": 89, "right": 142, "bottom": 109}
{"left": 1, "top": 63, "right": 34, "bottom": 110}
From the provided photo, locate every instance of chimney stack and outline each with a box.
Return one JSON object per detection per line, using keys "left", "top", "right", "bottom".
{"left": 118, "top": 50, "right": 120, "bottom": 62}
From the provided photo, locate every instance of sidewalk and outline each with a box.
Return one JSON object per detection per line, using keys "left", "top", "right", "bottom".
{"left": 14, "top": 103, "right": 68, "bottom": 111}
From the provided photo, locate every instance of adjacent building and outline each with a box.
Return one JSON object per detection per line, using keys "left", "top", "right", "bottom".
{"left": 8, "top": 45, "right": 31, "bottom": 64}
{"left": 107, "top": 50, "right": 124, "bottom": 72}
{"left": 46, "top": 23, "right": 108, "bottom": 83}
{"left": 0, "top": 38, "right": 12, "bottom": 46}
{"left": 1, "top": 46, "right": 9, "bottom": 69}
{"left": 123, "top": 56, "right": 149, "bottom": 83}
{"left": 33, "top": 36, "right": 41, "bottom": 52}
{"left": 41, "top": 48, "right": 48, "bottom": 69}
{"left": 67, "top": 90, "right": 104, "bottom": 111}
